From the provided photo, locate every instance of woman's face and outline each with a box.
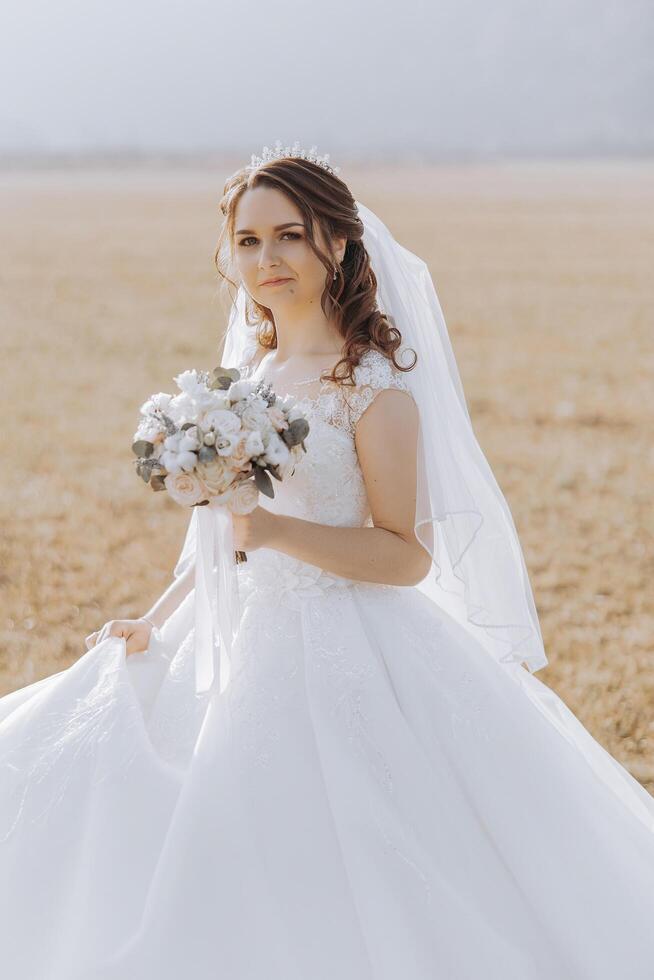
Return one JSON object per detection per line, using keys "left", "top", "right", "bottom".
{"left": 233, "top": 185, "right": 344, "bottom": 309}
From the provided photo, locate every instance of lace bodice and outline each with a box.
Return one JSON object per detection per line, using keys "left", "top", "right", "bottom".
{"left": 234, "top": 347, "right": 417, "bottom": 604}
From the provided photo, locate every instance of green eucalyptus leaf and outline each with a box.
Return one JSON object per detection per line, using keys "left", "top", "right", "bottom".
{"left": 208, "top": 377, "right": 229, "bottom": 391}
{"left": 210, "top": 366, "right": 240, "bottom": 391}
{"left": 282, "top": 417, "right": 310, "bottom": 447}
{"left": 212, "top": 365, "right": 240, "bottom": 382}
{"left": 254, "top": 464, "right": 274, "bottom": 499}
{"left": 132, "top": 439, "right": 154, "bottom": 458}
{"left": 136, "top": 458, "right": 155, "bottom": 483}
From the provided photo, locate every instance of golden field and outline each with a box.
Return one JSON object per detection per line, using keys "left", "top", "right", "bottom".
{"left": 1, "top": 159, "right": 652, "bottom": 791}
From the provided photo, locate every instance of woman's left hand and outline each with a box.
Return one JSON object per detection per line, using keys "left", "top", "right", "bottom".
{"left": 231, "top": 505, "right": 279, "bottom": 554}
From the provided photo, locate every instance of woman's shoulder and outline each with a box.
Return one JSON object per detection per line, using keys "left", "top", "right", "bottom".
{"left": 341, "top": 347, "right": 416, "bottom": 433}
{"left": 351, "top": 347, "right": 413, "bottom": 393}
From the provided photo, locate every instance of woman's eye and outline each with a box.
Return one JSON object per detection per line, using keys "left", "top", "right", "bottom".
{"left": 238, "top": 232, "right": 302, "bottom": 247}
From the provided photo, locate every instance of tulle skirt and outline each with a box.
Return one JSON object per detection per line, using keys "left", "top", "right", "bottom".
{"left": 1, "top": 566, "right": 654, "bottom": 979}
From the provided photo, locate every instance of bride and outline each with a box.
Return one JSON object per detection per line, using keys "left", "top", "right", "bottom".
{"left": 1, "top": 142, "right": 654, "bottom": 980}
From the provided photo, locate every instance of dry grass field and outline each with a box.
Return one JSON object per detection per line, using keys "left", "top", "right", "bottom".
{"left": 1, "top": 159, "right": 652, "bottom": 791}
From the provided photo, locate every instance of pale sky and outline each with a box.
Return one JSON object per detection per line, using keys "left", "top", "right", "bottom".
{"left": 1, "top": 0, "right": 652, "bottom": 158}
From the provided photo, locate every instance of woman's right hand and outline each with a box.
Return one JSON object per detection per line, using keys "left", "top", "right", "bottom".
{"left": 85, "top": 618, "right": 154, "bottom": 656}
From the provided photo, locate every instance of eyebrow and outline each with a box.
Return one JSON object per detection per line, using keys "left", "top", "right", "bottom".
{"left": 235, "top": 222, "right": 305, "bottom": 235}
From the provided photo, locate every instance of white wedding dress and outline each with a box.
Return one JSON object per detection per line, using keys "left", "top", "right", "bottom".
{"left": 1, "top": 348, "right": 654, "bottom": 980}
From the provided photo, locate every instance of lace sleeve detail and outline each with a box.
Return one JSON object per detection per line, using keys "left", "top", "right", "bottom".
{"left": 345, "top": 348, "right": 415, "bottom": 431}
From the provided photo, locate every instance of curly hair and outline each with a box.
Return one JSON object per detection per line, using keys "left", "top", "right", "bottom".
{"left": 213, "top": 156, "right": 417, "bottom": 387}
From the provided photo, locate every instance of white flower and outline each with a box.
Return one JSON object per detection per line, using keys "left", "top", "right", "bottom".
{"left": 214, "top": 432, "right": 242, "bottom": 457}
{"left": 133, "top": 420, "right": 165, "bottom": 443}
{"left": 165, "top": 393, "right": 195, "bottom": 424}
{"left": 172, "top": 371, "right": 226, "bottom": 415}
{"left": 203, "top": 408, "right": 242, "bottom": 435}
{"left": 139, "top": 391, "right": 173, "bottom": 416}
{"left": 160, "top": 434, "right": 199, "bottom": 472}
{"left": 163, "top": 432, "right": 183, "bottom": 451}
{"left": 160, "top": 448, "right": 198, "bottom": 474}
{"left": 244, "top": 430, "right": 265, "bottom": 456}
{"left": 241, "top": 403, "right": 273, "bottom": 434}
{"left": 227, "top": 380, "right": 256, "bottom": 402}
{"left": 227, "top": 479, "right": 259, "bottom": 515}
{"left": 263, "top": 431, "right": 291, "bottom": 467}
{"left": 173, "top": 369, "right": 205, "bottom": 395}
{"left": 164, "top": 471, "right": 208, "bottom": 506}
{"left": 196, "top": 455, "right": 237, "bottom": 494}
{"left": 197, "top": 397, "right": 230, "bottom": 425}
{"left": 178, "top": 428, "right": 201, "bottom": 452}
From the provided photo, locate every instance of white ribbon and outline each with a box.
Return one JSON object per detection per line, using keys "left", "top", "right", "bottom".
{"left": 193, "top": 500, "right": 241, "bottom": 695}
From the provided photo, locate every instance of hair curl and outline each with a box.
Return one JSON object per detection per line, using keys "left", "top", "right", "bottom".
{"left": 213, "top": 157, "right": 417, "bottom": 387}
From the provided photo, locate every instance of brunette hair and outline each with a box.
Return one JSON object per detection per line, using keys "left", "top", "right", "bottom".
{"left": 213, "top": 157, "right": 417, "bottom": 386}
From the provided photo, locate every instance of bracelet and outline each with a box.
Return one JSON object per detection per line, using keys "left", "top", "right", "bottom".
{"left": 140, "top": 615, "right": 158, "bottom": 630}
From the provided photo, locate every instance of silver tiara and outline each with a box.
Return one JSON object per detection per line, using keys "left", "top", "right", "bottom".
{"left": 247, "top": 139, "right": 340, "bottom": 176}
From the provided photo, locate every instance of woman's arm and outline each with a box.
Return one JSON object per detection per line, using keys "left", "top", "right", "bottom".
{"left": 240, "top": 388, "right": 433, "bottom": 587}
{"left": 140, "top": 561, "right": 195, "bottom": 628}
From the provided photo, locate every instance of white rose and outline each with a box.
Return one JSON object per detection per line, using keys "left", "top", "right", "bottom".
{"left": 197, "top": 398, "right": 230, "bottom": 425}
{"left": 195, "top": 390, "right": 226, "bottom": 414}
{"left": 227, "top": 479, "right": 259, "bottom": 515}
{"left": 196, "top": 455, "right": 235, "bottom": 494}
{"left": 164, "top": 471, "right": 208, "bottom": 506}
{"left": 203, "top": 408, "right": 242, "bottom": 434}
{"left": 241, "top": 404, "right": 273, "bottom": 434}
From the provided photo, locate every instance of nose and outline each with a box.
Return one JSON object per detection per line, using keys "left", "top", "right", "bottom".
{"left": 258, "top": 239, "right": 282, "bottom": 272}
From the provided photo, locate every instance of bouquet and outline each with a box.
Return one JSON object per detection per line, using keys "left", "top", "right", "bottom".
{"left": 131, "top": 363, "right": 310, "bottom": 562}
